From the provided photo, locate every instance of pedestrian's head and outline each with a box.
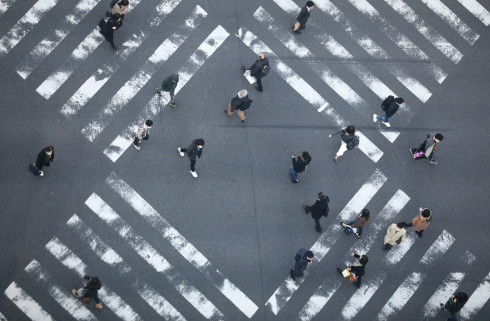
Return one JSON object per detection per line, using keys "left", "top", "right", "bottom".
{"left": 305, "top": 251, "right": 314, "bottom": 261}
{"left": 306, "top": 1, "right": 314, "bottom": 9}
{"left": 113, "top": 13, "right": 122, "bottom": 20}
{"left": 318, "top": 192, "right": 328, "bottom": 201}
{"left": 396, "top": 222, "right": 406, "bottom": 229}
{"left": 359, "top": 255, "right": 369, "bottom": 265}
{"left": 346, "top": 125, "right": 355, "bottom": 135}
{"left": 395, "top": 97, "right": 404, "bottom": 105}
{"left": 195, "top": 138, "right": 205, "bottom": 148}
{"left": 360, "top": 209, "right": 370, "bottom": 220}
{"left": 301, "top": 151, "right": 311, "bottom": 162}
{"left": 119, "top": 0, "right": 129, "bottom": 5}
{"left": 44, "top": 146, "right": 54, "bottom": 155}
{"left": 258, "top": 53, "right": 265, "bottom": 60}
{"left": 145, "top": 120, "right": 153, "bottom": 128}
{"left": 238, "top": 89, "right": 248, "bottom": 98}
{"left": 421, "top": 209, "right": 431, "bottom": 218}
{"left": 434, "top": 133, "right": 443, "bottom": 142}
{"left": 89, "top": 277, "right": 100, "bottom": 287}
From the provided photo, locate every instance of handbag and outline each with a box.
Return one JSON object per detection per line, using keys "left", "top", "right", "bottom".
{"left": 342, "top": 269, "right": 357, "bottom": 282}
{"left": 343, "top": 226, "right": 353, "bottom": 235}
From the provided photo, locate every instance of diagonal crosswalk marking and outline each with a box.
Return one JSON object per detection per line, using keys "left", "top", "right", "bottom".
{"left": 419, "top": 0, "right": 479, "bottom": 45}
{"left": 4, "top": 281, "right": 54, "bottom": 321}
{"left": 419, "top": 230, "right": 456, "bottom": 265}
{"left": 137, "top": 284, "right": 186, "bottom": 321}
{"left": 15, "top": 0, "right": 103, "bottom": 79}
{"left": 0, "top": 310, "right": 6, "bottom": 321}
{"left": 422, "top": 272, "right": 465, "bottom": 319}
{"left": 340, "top": 274, "right": 387, "bottom": 320}
{"left": 382, "top": 233, "right": 416, "bottom": 265}
{"left": 106, "top": 172, "right": 259, "bottom": 318}
{"left": 0, "top": 0, "right": 19, "bottom": 17}
{"left": 457, "top": 0, "right": 490, "bottom": 26}
{"left": 24, "top": 259, "right": 97, "bottom": 321}
{"left": 104, "top": 25, "right": 231, "bottom": 162}
{"left": 238, "top": 27, "right": 384, "bottom": 162}
{"left": 265, "top": 169, "right": 386, "bottom": 315}
{"left": 459, "top": 271, "right": 490, "bottom": 320}
{"left": 85, "top": 193, "right": 225, "bottom": 320}
{"left": 0, "top": 0, "right": 59, "bottom": 55}
{"left": 298, "top": 276, "right": 342, "bottom": 321}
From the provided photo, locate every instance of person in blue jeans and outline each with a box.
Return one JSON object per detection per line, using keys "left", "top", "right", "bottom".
{"left": 289, "top": 151, "right": 311, "bottom": 183}
{"left": 72, "top": 275, "right": 103, "bottom": 309}
{"left": 441, "top": 291, "right": 468, "bottom": 320}
{"left": 373, "top": 97, "right": 404, "bottom": 128}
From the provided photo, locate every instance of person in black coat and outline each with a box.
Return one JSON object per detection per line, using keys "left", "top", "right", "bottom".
{"left": 337, "top": 253, "right": 368, "bottom": 288}
{"left": 178, "top": 138, "right": 204, "bottom": 178}
{"left": 72, "top": 275, "right": 103, "bottom": 309}
{"left": 373, "top": 97, "right": 404, "bottom": 128}
{"left": 33, "top": 146, "right": 54, "bottom": 176}
{"left": 289, "top": 151, "right": 311, "bottom": 183}
{"left": 98, "top": 13, "right": 123, "bottom": 50}
{"left": 441, "top": 291, "right": 468, "bottom": 321}
{"left": 290, "top": 250, "right": 314, "bottom": 281}
{"left": 225, "top": 89, "right": 252, "bottom": 123}
{"left": 292, "top": 1, "right": 314, "bottom": 34}
{"left": 241, "top": 53, "right": 269, "bottom": 92}
{"left": 303, "top": 192, "right": 329, "bottom": 233}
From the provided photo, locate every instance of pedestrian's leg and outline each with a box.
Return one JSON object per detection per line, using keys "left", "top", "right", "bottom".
{"left": 354, "top": 277, "right": 361, "bottom": 288}
{"left": 255, "top": 78, "right": 263, "bottom": 92}
{"left": 95, "top": 296, "right": 103, "bottom": 309}
{"left": 376, "top": 115, "right": 389, "bottom": 122}
{"left": 314, "top": 217, "right": 322, "bottom": 233}
{"left": 383, "top": 243, "right": 392, "bottom": 251}
{"left": 133, "top": 137, "right": 141, "bottom": 150}
{"left": 190, "top": 160, "right": 196, "bottom": 172}
{"left": 241, "top": 65, "right": 247, "bottom": 73}
{"left": 289, "top": 166, "right": 298, "bottom": 182}
{"left": 236, "top": 110, "right": 246, "bottom": 122}
{"left": 226, "top": 103, "right": 234, "bottom": 116}
{"left": 293, "top": 22, "right": 300, "bottom": 31}
{"left": 169, "top": 88, "right": 176, "bottom": 105}
{"left": 334, "top": 141, "right": 347, "bottom": 161}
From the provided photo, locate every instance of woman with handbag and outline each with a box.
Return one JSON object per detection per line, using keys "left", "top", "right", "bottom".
{"left": 336, "top": 252, "right": 368, "bottom": 288}
{"left": 410, "top": 133, "right": 443, "bottom": 164}
{"left": 72, "top": 275, "right": 103, "bottom": 309}
{"left": 340, "top": 209, "right": 370, "bottom": 238}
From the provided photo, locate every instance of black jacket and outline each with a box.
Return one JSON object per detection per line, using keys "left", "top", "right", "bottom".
{"left": 292, "top": 255, "right": 310, "bottom": 277}
{"left": 249, "top": 57, "right": 269, "bottom": 79}
{"left": 186, "top": 140, "right": 203, "bottom": 161}
{"left": 446, "top": 292, "right": 468, "bottom": 313}
{"left": 349, "top": 254, "right": 365, "bottom": 278}
{"left": 82, "top": 275, "right": 101, "bottom": 299}
{"left": 230, "top": 94, "right": 251, "bottom": 111}
{"left": 292, "top": 156, "right": 311, "bottom": 173}
{"left": 296, "top": 6, "right": 311, "bottom": 25}
{"left": 385, "top": 101, "right": 399, "bottom": 117}
{"left": 35, "top": 150, "right": 54, "bottom": 171}
{"left": 309, "top": 198, "right": 329, "bottom": 219}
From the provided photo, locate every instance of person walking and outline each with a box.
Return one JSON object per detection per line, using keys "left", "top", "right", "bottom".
{"left": 292, "top": 1, "right": 314, "bottom": 34}
{"left": 303, "top": 192, "right": 329, "bottom": 233}
{"left": 98, "top": 13, "right": 123, "bottom": 50}
{"left": 440, "top": 291, "right": 468, "bottom": 321}
{"left": 109, "top": 0, "right": 129, "bottom": 19}
{"left": 289, "top": 151, "right": 311, "bottom": 183}
{"left": 156, "top": 74, "right": 179, "bottom": 107}
{"left": 373, "top": 96, "right": 404, "bottom": 128}
{"left": 410, "top": 133, "right": 443, "bottom": 164}
{"left": 328, "top": 125, "right": 359, "bottom": 162}
{"left": 72, "top": 275, "right": 103, "bottom": 309}
{"left": 30, "top": 146, "right": 55, "bottom": 177}
{"left": 336, "top": 252, "right": 368, "bottom": 288}
{"left": 178, "top": 138, "right": 204, "bottom": 178}
{"left": 407, "top": 208, "right": 432, "bottom": 237}
{"left": 224, "top": 89, "right": 252, "bottom": 123}
{"left": 383, "top": 222, "right": 407, "bottom": 251}
{"left": 290, "top": 249, "right": 314, "bottom": 281}
{"left": 241, "top": 53, "right": 270, "bottom": 92}
{"left": 132, "top": 120, "right": 153, "bottom": 150}
{"left": 340, "top": 209, "right": 370, "bottom": 238}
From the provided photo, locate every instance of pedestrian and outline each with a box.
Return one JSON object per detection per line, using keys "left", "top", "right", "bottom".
{"left": 132, "top": 119, "right": 153, "bottom": 150}
{"left": 440, "top": 291, "right": 468, "bottom": 321}
{"left": 383, "top": 222, "right": 407, "bottom": 251}
{"left": 303, "top": 192, "right": 329, "bottom": 233}
{"left": 156, "top": 74, "right": 178, "bottom": 107}
{"left": 410, "top": 133, "right": 443, "bottom": 164}
{"left": 328, "top": 125, "right": 360, "bottom": 162}
{"left": 336, "top": 252, "right": 368, "bottom": 288}
{"left": 241, "top": 53, "right": 270, "bottom": 92}
{"left": 109, "top": 0, "right": 129, "bottom": 19}
{"left": 289, "top": 151, "right": 311, "bottom": 183}
{"left": 71, "top": 275, "right": 103, "bottom": 309}
{"left": 407, "top": 208, "right": 432, "bottom": 237}
{"left": 340, "top": 209, "right": 370, "bottom": 238}
{"left": 178, "top": 138, "right": 204, "bottom": 178}
{"left": 290, "top": 249, "right": 314, "bottom": 281}
{"left": 373, "top": 96, "right": 404, "bottom": 128}
{"left": 98, "top": 13, "right": 123, "bottom": 50}
{"left": 292, "top": 1, "right": 314, "bottom": 34}
{"left": 29, "top": 146, "right": 55, "bottom": 177}
{"left": 224, "top": 89, "right": 252, "bottom": 123}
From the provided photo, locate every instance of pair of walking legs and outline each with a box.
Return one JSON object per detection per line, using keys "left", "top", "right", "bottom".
{"left": 179, "top": 148, "right": 196, "bottom": 172}
{"left": 226, "top": 103, "right": 246, "bottom": 121}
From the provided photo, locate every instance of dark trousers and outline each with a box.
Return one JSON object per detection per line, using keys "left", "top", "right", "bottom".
{"left": 180, "top": 148, "right": 196, "bottom": 171}
{"left": 305, "top": 206, "right": 322, "bottom": 232}
{"left": 444, "top": 301, "right": 458, "bottom": 320}
{"left": 256, "top": 77, "right": 263, "bottom": 91}
{"left": 133, "top": 135, "right": 148, "bottom": 146}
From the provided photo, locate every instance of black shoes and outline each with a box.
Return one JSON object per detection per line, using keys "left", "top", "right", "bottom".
{"left": 415, "top": 230, "right": 423, "bottom": 237}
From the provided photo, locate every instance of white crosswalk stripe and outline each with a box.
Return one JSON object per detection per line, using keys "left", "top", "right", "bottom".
{"left": 136, "top": 284, "right": 186, "bottom": 321}
{"left": 457, "top": 0, "right": 490, "bottom": 26}
{"left": 0, "top": 310, "right": 6, "bottom": 321}
{"left": 382, "top": 232, "right": 416, "bottom": 265}
{"left": 340, "top": 274, "right": 386, "bottom": 320}
{"left": 0, "top": 0, "right": 19, "bottom": 17}
{"left": 4, "top": 281, "right": 54, "bottom": 321}
{"left": 419, "top": 230, "right": 456, "bottom": 265}
{"left": 422, "top": 272, "right": 466, "bottom": 319}
{"left": 298, "top": 276, "right": 342, "bottom": 321}
{"left": 459, "top": 271, "right": 490, "bottom": 320}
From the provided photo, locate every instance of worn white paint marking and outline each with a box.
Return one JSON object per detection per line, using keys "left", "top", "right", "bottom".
{"left": 383, "top": 233, "right": 415, "bottom": 265}
{"left": 347, "top": 0, "right": 447, "bottom": 84}
{"left": 15, "top": 0, "right": 102, "bottom": 79}
{"left": 137, "top": 284, "right": 186, "bottom": 321}
{"left": 85, "top": 193, "right": 224, "bottom": 320}
{"left": 25, "top": 259, "right": 97, "bottom": 321}
{"left": 60, "top": 2, "right": 199, "bottom": 118}
{"left": 106, "top": 173, "right": 257, "bottom": 318}
{"left": 45, "top": 237, "right": 142, "bottom": 321}
{"left": 238, "top": 28, "right": 384, "bottom": 162}
{"left": 298, "top": 276, "right": 342, "bottom": 321}
{"left": 104, "top": 25, "right": 230, "bottom": 162}
{"left": 460, "top": 250, "right": 476, "bottom": 266}
{"left": 420, "top": 230, "right": 455, "bottom": 265}
{"left": 341, "top": 274, "right": 386, "bottom": 320}
{"left": 459, "top": 271, "right": 490, "bottom": 320}
{"left": 457, "top": 0, "right": 490, "bottom": 26}
{"left": 422, "top": 272, "right": 465, "bottom": 319}
{"left": 265, "top": 169, "right": 386, "bottom": 314}
{"left": 383, "top": 0, "right": 463, "bottom": 63}
{"left": 377, "top": 272, "right": 424, "bottom": 321}
{"left": 66, "top": 214, "right": 131, "bottom": 274}
{"left": 0, "top": 0, "right": 59, "bottom": 55}
{"left": 4, "top": 282, "right": 54, "bottom": 321}
{"left": 315, "top": 0, "right": 432, "bottom": 102}
{"left": 0, "top": 310, "right": 6, "bottom": 321}
{"left": 0, "top": 0, "right": 18, "bottom": 17}
{"left": 419, "top": 0, "right": 479, "bottom": 45}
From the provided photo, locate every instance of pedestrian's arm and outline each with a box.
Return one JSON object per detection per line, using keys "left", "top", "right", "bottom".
{"left": 137, "top": 127, "right": 144, "bottom": 140}
{"left": 328, "top": 129, "right": 343, "bottom": 138}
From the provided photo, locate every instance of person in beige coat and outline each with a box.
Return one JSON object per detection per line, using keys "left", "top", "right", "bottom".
{"left": 383, "top": 222, "right": 407, "bottom": 251}
{"left": 407, "top": 208, "right": 432, "bottom": 237}
{"left": 111, "top": 0, "right": 129, "bottom": 18}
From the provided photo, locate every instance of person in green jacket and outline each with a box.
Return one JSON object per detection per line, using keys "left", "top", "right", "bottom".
{"left": 156, "top": 74, "right": 179, "bottom": 106}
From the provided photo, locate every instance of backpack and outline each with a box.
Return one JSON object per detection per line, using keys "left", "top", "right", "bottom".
{"left": 381, "top": 95, "right": 395, "bottom": 111}
{"left": 241, "top": 99, "right": 253, "bottom": 110}
{"left": 110, "top": 0, "right": 119, "bottom": 8}
{"left": 261, "top": 64, "right": 270, "bottom": 77}
{"left": 294, "top": 248, "right": 307, "bottom": 262}
{"left": 347, "top": 135, "right": 360, "bottom": 150}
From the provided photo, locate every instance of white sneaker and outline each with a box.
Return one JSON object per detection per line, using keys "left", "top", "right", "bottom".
{"left": 190, "top": 171, "right": 198, "bottom": 178}
{"left": 39, "top": 171, "right": 44, "bottom": 177}
{"left": 381, "top": 121, "right": 391, "bottom": 127}
{"left": 372, "top": 114, "right": 377, "bottom": 122}
{"left": 178, "top": 147, "right": 184, "bottom": 157}
{"left": 133, "top": 143, "right": 140, "bottom": 150}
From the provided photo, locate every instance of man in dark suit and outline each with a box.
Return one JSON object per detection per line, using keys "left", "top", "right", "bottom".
{"left": 293, "top": 1, "right": 314, "bottom": 34}
{"left": 241, "top": 53, "right": 269, "bottom": 92}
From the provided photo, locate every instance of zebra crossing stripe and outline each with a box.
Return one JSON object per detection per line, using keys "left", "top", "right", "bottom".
{"left": 0, "top": 0, "right": 59, "bottom": 55}
{"left": 66, "top": 214, "right": 132, "bottom": 274}
{"left": 24, "top": 259, "right": 97, "bottom": 321}
{"left": 0, "top": 310, "right": 6, "bottom": 321}
{"left": 104, "top": 25, "right": 231, "bottom": 162}
{"left": 460, "top": 249, "right": 476, "bottom": 266}
{"left": 238, "top": 27, "right": 384, "bottom": 163}
{"left": 457, "top": 0, "right": 490, "bottom": 26}
{"left": 459, "top": 271, "right": 490, "bottom": 320}
{"left": 137, "top": 284, "right": 186, "bottom": 321}
{"left": 315, "top": 0, "right": 432, "bottom": 103}
{"left": 4, "top": 281, "right": 54, "bottom": 321}
{"left": 60, "top": 0, "right": 190, "bottom": 118}
{"left": 419, "top": 0, "right": 480, "bottom": 45}
{"left": 383, "top": 0, "right": 463, "bottom": 64}
{"left": 383, "top": 232, "right": 416, "bottom": 265}
{"left": 265, "top": 169, "right": 386, "bottom": 315}
{"left": 105, "top": 172, "right": 259, "bottom": 318}
{"left": 15, "top": 0, "right": 103, "bottom": 79}
{"left": 419, "top": 230, "right": 456, "bottom": 265}
{"left": 422, "top": 272, "right": 465, "bottom": 319}
{"left": 45, "top": 237, "right": 143, "bottom": 321}
{"left": 340, "top": 274, "right": 387, "bottom": 320}
{"left": 0, "top": 0, "right": 18, "bottom": 17}
{"left": 297, "top": 276, "right": 342, "bottom": 321}
{"left": 346, "top": 0, "right": 448, "bottom": 84}
{"left": 85, "top": 193, "right": 224, "bottom": 320}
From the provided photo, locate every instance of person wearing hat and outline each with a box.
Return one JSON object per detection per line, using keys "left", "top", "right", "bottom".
{"left": 303, "top": 192, "right": 329, "bottom": 233}
{"left": 336, "top": 252, "right": 368, "bottom": 288}
{"left": 224, "top": 89, "right": 252, "bottom": 123}
{"left": 383, "top": 222, "right": 407, "bottom": 251}
{"left": 289, "top": 151, "right": 311, "bottom": 183}
{"left": 410, "top": 133, "right": 443, "bottom": 164}
{"left": 156, "top": 74, "right": 179, "bottom": 107}
{"left": 407, "top": 208, "right": 432, "bottom": 237}
{"left": 290, "top": 250, "right": 314, "bottom": 281}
